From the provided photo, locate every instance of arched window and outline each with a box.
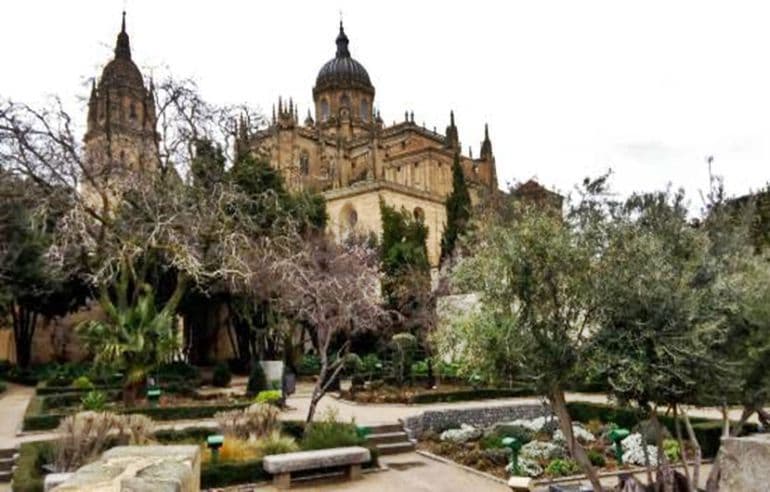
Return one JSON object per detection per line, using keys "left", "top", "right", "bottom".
{"left": 340, "top": 94, "right": 350, "bottom": 108}
{"left": 413, "top": 207, "right": 425, "bottom": 222}
{"left": 320, "top": 99, "right": 330, "bottom": 122}
{"left": 299, "top": 152, "right": 309, "bottom": 176}
{"left": 360, "top": 99, "right": 369, "bottom": 121}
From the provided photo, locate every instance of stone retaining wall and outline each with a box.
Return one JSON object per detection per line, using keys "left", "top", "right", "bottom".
{"left": 402, "top": 403, "right": 550, "bottom": 438}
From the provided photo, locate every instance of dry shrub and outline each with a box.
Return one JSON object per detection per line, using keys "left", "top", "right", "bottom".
{"left": 202, "top": 438, "right": 260, "bottom": 464}
{"left": 118, "top": 414, "right": 154, "bottom": 445}
{"left": 254, "top": 431, "right": 299, "bottom": 457}
{"left": 214, "top": 403, "right": 280, "bottom": 440}
{"left": 54, "top": 411, "right": 156, "bottom": 471}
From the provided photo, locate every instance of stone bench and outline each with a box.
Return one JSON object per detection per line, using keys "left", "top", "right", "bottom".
{"left": 262, "top": 446, "right": 371, "bottom": 489}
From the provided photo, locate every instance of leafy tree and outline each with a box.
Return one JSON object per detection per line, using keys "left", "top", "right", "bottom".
{"left": 440, "top": 152, "right": 471, "bottom": 262}
{"left": 0, "top": 176, "right": 88, "bottom": 367}
{"left": 440, "top": 176, "right": 613, "bottom": 490}
{"left": 190, "top": 139, "right": 226, "bottom": 190}
{"left": 379, "top": 199, "right": 430, "bottom": 309}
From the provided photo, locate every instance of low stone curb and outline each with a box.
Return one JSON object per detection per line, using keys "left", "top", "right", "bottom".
{"left": 416, "top": 449, "right": 508, "bottom": 485}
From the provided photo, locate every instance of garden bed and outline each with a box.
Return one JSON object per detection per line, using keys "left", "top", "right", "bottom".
{"left": 13, "top": 416, "right": 379, "bottom": 491}
{"left": 339, "top": 383, "right": 532, "bottom": 404}
{"left": 418, "top": 402, "right": 759, "bottom": 483}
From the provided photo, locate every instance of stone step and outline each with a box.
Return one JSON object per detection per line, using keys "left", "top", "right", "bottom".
{"left": 365, "top": 423, "right": 403, "bottom": 434}
{"left": 0, "top": 469, "right": 11, "bottom": 482}
{"left": 375, "top": 441, "right": 415, "bottom": 455}
{"left": 0, "top": 455, "right": 16, "bottom": 472}
{"left": 0, "top": 448, "right": 16, "bottom": 460}
{"left": 366, "top": 431, "right": 409, "bottom": 445}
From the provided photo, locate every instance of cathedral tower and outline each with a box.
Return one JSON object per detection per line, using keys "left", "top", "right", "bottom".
{"left": 84, "top": 12, "right": 158, "bottom": 183}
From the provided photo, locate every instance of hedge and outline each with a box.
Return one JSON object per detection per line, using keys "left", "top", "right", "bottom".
{"left": 566, "top": 401, "right": 758, "bottom": 458}
{"left": 408, "top": 388, "right": 532, "bottom": 404}
{"left": 36, "top": 381, "right": 198, "bottom": 397}
{"left": 23, "top": 400, "right": 250, "bottom": 431}
{"left": 12, "top": 441, "right": 53, "bottom": 492}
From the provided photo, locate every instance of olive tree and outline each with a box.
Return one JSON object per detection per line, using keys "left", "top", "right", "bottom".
{"left": 440, "top": 177, "right": 613, "bottom": 491}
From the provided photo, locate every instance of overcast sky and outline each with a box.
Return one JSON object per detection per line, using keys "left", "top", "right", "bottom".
{"left": 3, "top": 0, "right": 770, "bottom": 211}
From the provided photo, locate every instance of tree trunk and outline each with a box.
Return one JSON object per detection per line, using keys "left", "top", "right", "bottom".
{"left": 681, "top": 409, "right": 702, "bottom": 490}
{"left": 651, "top": 409, "right": 674, "bottom": 492}
{"left": 11, "top": 304, "right": 37, "bottom": 368}
{"left": 122, "top": 379, "right": 141, "bottom": 407}
{"left": 705, "top": 405, "right": 754, "bottom": 492}
{"left": 550, "top": 387, "right": 603, "bottom": 492}
{"left": 673, "top": 405, "right": 693, "bottom": 492}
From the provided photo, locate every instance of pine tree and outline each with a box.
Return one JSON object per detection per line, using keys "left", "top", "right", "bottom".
{"left": 440, "top": 152, "right": 471, "bottom": 262}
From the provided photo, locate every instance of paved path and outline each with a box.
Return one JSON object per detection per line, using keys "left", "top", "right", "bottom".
{"left": 251, "top": 452, "right": 510, "bottom": 492}
{"left": 0, "top": 383, "right": 34, "bottom": 449}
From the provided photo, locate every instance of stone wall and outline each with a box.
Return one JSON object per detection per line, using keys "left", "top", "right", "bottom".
{"left": 402, "top": 403, "right": 550, "bottom": 439}
{"left": 718, "top": 433, "right": 770, "bottom": 492}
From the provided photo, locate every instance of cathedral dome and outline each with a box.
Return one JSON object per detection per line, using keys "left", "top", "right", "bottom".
{"left": 314, "top": 23, "right": 374, "bottom": 96}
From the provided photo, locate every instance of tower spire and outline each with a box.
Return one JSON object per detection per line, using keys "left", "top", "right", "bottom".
{"left": 114, "top": 11, "right": 131, "bottom": 59}
{"left": 445, "top": 110, "right": 459, "bottom": 150}
{"left": 336, "top": 20, "right": 350, "bottom": 58}
{"left": 480, "top": 123, "right": 493, "bottom": 161}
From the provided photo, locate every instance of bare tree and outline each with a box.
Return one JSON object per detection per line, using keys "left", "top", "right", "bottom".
{"left": 274, "top": 237, "right": 387, "bottom": 422}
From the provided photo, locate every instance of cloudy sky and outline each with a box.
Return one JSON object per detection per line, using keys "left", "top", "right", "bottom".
{"left": 2, "top": 0, "right": 769, "bottom": 211}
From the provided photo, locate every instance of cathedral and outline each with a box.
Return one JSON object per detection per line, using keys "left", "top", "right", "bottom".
{"left": 244, "top": 23, "right": 498, "bottom": 267}
{"left": 83, "top": 14, "right": 500, "bottom": 267}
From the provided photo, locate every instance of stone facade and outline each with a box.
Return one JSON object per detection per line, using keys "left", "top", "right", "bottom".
{"left": 402, "top": 403, "right": 550, "bottom": 439}
{"left": 246, "top": 23, "right": 499, "bottom": 267}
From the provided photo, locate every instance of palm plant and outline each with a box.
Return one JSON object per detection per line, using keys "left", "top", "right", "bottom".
{"left": 79, "top": 278, "right": 182, "bottom": 405}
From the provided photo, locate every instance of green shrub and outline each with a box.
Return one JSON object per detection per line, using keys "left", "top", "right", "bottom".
{"left": 246, "top": 361, "right": 267, "bottom": 396}
{"left": 156, "top": 361, "right": 200, "bottom": 383}
{"left": 212, "top": 363, "right": 232, "bottom": 388}
{"left": 0, "top": 380, "right": 6, "bottom": 394}
{"left": 587, "top": 448, "right": 606, "bottom": 467}
{"left": 297, "top": 354, "right": 321, "bottom": 376}
{"left": 81, "top": 390, "right": 108, "bottom": 411}
{"left": 201, "top": 459, "right": 267, "bottom": 489}
{"left": 361, "top": 353, "right": 383, "bottom": 378}
{"left": 411, "top": 360, "right": 429, "bottom": 378}
{"left": 663, "top": 438, "right": 680, "bottom": 461}
{"left": 479, "top": 433, "right": 505, "bottom": 450}
{"left": 545, "top": 458, "right": 580, "bottom": 477}
{"left": 71, "top": 376, "right": 94, "bottom": 390}
{"left": 301, "top": 410, "right": 362, "bottom": 450}
{"left": 12, "top": 441, "right": 54, "bottom": 492}
{"left": 255, "top": 390, "right": 282, "bottom": 406}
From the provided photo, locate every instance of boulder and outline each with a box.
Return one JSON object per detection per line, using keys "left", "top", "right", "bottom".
{"left": 520, "top": 440, "right": 565, "bottom": 461}
{"left": 440, "top": 424, "right": 482, "bottom": 443}
{"left": 553, "top": 423, "right": 596, "bottom": 445}
{"left": 52, "top": 445, "right": 200, "bottom": 492}
{"left": 719, "top": 433, "right": 770, "bottom": 492}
